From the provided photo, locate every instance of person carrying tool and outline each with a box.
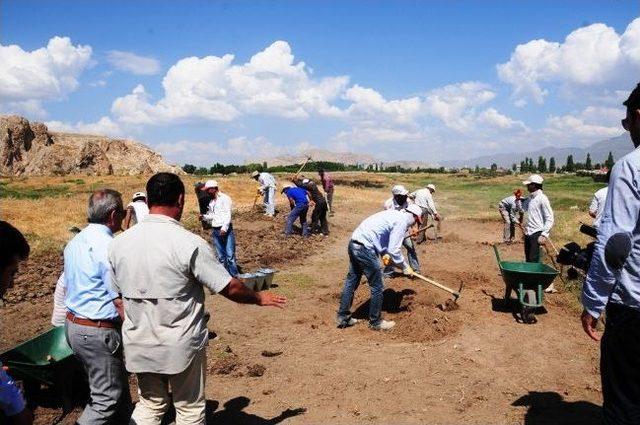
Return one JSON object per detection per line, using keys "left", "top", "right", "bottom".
{"left": 123, "top": 191, "right": 149, "bottom": 229}
{"left": 0, "top": 221, "right": 33, "bottom": 425}
{"left": 200, "top": 180, "right": 238, "bottom": 277}
{"left": 318, "top": 168, "right": 335, "bottom": 215}
{"left": 251, "top": 170, "right": 277, "bottom": 217}
{"left": 281, "top": 184, "right": 311, "bottom": 237}
{"left": 409, "top": 184, "right": 440, "bottom": 244}
{"left": 109, "top": 173, "right": 286, "bottom": 424}
{"left": 293, "top": 176, "right": 329, "bottom": 235}
{"left": 498, "top": 189, "right": 524, "bottom": 244}
{"left": 383, "top": 185, "right": 420, "bottom": 274}
{"left": 588, "top": 170, "right": 610, "bottom": 229}
{"left": 581, "top": 82, "right": 640, "bottom": 424}
{"left": 63, "top": 189, "right": 132, "bottom": 424}
{"left": 336, "top": 204, "right": 423, "bottom": 331}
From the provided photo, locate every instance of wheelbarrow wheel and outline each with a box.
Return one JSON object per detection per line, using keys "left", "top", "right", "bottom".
{"left": 521, "top": 290, "right": 538, "bottom": 324}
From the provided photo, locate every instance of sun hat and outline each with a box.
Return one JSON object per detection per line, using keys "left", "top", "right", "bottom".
{"left": 426, "top": 184, "right": 436, "bottom": 192}
{"left": 251, "top": 170, "right": 260, "bottom": 178}
{"left": 523, "top": 174, "right": 544, "bottom": 185}
{"left": 391, "top": 185, "right": 409, "bottom": 196}
{"left": 132, "top": 191, "right": 146, "bottom": 200}
{"left": 203, "top": 180, "right": 218, "bottom": 189}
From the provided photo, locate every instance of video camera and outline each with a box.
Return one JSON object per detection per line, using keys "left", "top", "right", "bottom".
{"left": 556, "top": 224, "right": 597, "bottom": 278}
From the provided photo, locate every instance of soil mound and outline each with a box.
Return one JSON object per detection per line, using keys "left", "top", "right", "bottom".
{"left": 3, "top": 252, "right": 63, "bottom": 305}
{"left": 0, "top": 115, "right": 183, "bottom": 176}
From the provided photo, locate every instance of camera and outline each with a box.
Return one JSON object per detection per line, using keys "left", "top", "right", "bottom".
{"left": 556, "top": 224, "right": 597, "bottom": 278}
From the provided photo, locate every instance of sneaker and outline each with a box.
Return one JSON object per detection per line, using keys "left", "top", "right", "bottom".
{"left": 369, "top": 320, "right": 395, "bottom": 330}
{"left": 337, "top": 318, "right": 359, "bottom": 328}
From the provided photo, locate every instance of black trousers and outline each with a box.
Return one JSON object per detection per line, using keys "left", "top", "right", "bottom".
{"left": 311, "top": 201, "right": 329, "bottom": 235}
{"left": 601, "top": 303, "right": 640, "bottom": 424}
{"left": 524, "top": 231, "right": 542, "bottom": 262}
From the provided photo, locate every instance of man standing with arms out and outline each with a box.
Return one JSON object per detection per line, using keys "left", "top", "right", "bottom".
{"left": 251, "top": 170, "right": 277, "bottom": 217}
{"left": 281, "top": 184, "right": 311, "bottom": 238}
{"left": 200, "top": 180, "right": 238, "bottom": 277}
{"left": 409, "top": 184, "right": 441, "bottom": 244}
{"left": 518, "top": 174, "right": 554, "bottom": 263}
{"left": 64, "top": 189, "right": 131, "bottom": 425}
{"left": 582, "top": 83, "right": 640, "bottom": 424}
{"left": 123, "top": 192, "right": 149, "bottom": 229}
{"left": 383, "top": 185, "right": 420, "bottom": 274}
{"left": 497, "top": 189, "right": 524, "bottom": 244}
{"left": 588, "top": 170, "right": 610, "bottom": 229}
{"left": 337, "top": 204, "right": 423, "bottom": 331}
{"left": 0, "top": 221, "right": 33, "bottom": 425}
{"left": 318, "top": 168, "right": 335, "bottom": 215}
{"left": 109, "top": 173, "right": 286, "bottom": 424}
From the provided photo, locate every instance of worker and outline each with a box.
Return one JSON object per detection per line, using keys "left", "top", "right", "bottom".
{"left": 63, "top": 189, "right": 132, "bottom": 424}
{"left": 518, "top": 174, "right": 555, "bottom": 270}
{"left": 588, "top": 170, "right": 610, "bottom": 229}
{"left": 51, "top": 227, "right": 82, "bottom": 327}
{"left": 294, "top": 176, "right": 329, "bottom": 235}
{"left": 497, "top": 189, "right": 524, "bottom": 244}
{"left": 199, "top": 180, "right": 238, "bottom": 277}
{"left": 109, "top": 172, "right": 286, "bottom": 424}
{"left": 336, "top": 204, "right": 423, "bottom": 331}
{"left": 409, "top": 184, "right": 441, "bottom": 244}
{"left": 251, "top": 170, "right": 277, "bottom": 217}
{"left": 0, "top": 221, "right": 34, "bottom": 425}
{"left": 123, "top": 191, "right": 149, "bottom": 229}
{"left": 318, "top": 168, "right": 335, "bottom": 215}
{"left": 281, "top": 184, "right": 311, "bottom": 237}
{"left": 581, "top": 82, "right": 640, "bottom": 424}
{"left": 383, "top": 185, "right": 420, "bottom": 274}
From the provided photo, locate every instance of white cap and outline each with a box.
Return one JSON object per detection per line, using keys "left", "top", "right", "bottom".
{"left": 132, "top": 191, "right": 146, "bottom": 200}
{"left": 427, "top": 184, "right": 436, "bottom": 192}
{"left": 203, "top": 179, "right": 219, "bottom": 189}
{"left": 251, "top": 170, "right": 260, "bottom": 178}
{"left": 391, "top": 185, "right": 409, "bottom": 196}
{"left": 523, "top": 174, "right": 544, "bottom": 185}
{"left": 302, "top": 178, "right": 310, "bottom": 184}
{"left": 405, "top": 204, "right": 423, "bottom": 220}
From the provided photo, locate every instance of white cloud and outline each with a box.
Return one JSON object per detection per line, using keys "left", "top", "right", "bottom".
{"left": 107, "top": 50, "right": 161, "bottom": 75}
{"left": 0, "top": 36, "right": 92, "bottom": 115}
{"left": 477, "top": 108, "right": 528, "bottom": 131}
{"left": 90, "top": 80, "right": 107, "bottom": 87}
{"left": 46, "top": 116, "right": 123, "bottom": 137}
{"left": 343, "top": 85, "right": 421, "bottom": 124}
{"left": 498, "top": 19, "right": 640, "bottom": 105}
{"left": 544, "top": 106, "right": 623, "bottom": 142}
{"left": 423, "top": 81, "right": 496, "bottom": 130}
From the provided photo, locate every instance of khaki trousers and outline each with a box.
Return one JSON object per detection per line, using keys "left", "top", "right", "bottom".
{"left": 130, "top": 348, "right": 207, "bottom": 425}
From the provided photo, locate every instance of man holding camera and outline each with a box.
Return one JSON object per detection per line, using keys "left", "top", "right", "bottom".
{"left": 581, "top": 83, "right": 640, "bottom": 424}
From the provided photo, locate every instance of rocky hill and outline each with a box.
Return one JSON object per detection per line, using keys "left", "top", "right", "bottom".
{"left": 0, "top": 115, "right": 183, "bottom": 176}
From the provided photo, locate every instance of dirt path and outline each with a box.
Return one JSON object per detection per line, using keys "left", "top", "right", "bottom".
{"left": 1, "top": 190, "right": 602, "bottom": 424}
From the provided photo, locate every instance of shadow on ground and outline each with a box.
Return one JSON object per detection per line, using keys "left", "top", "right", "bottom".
{"left": 352, "top": 288, "right": 416, "bottom": 319}
{"left": 512, "top": 391, "right": 601, "bottom": 425}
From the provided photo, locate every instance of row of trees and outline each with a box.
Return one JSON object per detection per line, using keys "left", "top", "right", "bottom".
{"left": 503, "top": 151, "right": 615, "bottom": 174}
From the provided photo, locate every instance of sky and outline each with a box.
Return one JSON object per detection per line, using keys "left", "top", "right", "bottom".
{"left": 1, "top": 0, "right": 638, "bottom": 166}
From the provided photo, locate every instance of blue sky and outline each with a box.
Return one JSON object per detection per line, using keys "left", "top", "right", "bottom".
{"left": 1, "top": 0, "right": 638, "bottom": 165}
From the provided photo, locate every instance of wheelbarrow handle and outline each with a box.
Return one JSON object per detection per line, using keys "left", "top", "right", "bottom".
{"left": 493, "top": 244, "right": 502, "bottom": 264}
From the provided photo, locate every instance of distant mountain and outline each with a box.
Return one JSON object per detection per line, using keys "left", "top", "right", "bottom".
{"left": 440, "top": 134, "right": 634, "bottom": 168}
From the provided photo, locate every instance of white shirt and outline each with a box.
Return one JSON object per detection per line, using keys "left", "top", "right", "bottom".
{"left": 519, "top": 190, "right": 554, "bottom": 237}
{"left": 589, "top": 187, "right": 609, "bottom": 228}
{"left": 351, "top": 209, "right": 414, "bottom": 266}
{"left": 499, "top": 195, "right": 521, "bottom": 211}
{"left": 202, "top": 192, "right": 232, "bottom": 232}
{"left": 109, "top": 214, "right": 231, "bottom": 374}
{"left": 258, "top": 172, "right": 276, "bottom": 190}
{"left": 51, "top": 273, "right": 67, "bottom": 326}
{"left": 410, "top": 189, "right": 438, "bottom": 215}
{"left": 127, "top": 200, "right": 149, "bottom": 225}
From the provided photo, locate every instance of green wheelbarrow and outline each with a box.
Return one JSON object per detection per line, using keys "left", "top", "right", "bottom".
{"left": 493, "top": 244, "right": 559, "bottom": 324}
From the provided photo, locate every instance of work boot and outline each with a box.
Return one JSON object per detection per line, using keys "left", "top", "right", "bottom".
{"left": 369, "top": 320, "right": 395, "bottom": 331}
{"left": 337, "top": 318, "right": 359, "bottom": 328}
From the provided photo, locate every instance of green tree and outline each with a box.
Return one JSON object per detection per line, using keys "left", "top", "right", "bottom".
{"left": 474, "top": 164, "right": 480, "bottom": 173}
{"left": 605, "top": 151, "right": 615, "bottom": 169}
{"left": 537, "top": 156, "right": 547, "bottom": 173}
{"left": 490, "top": 163, "right": 498, "bottom": 172}
{"left": 566, "top": 155, "right": 575, "bottom": 172}
{"left": 585, "top": 153, "right": 592, "bottom": 170}
{"left": 549, "top": 157, "right": 556, "bottom": 173}
{"left": 183, "top": 164, "right": 196, "bottom": 174}
{"left": 512, "top": 163, "right": 517, "bottom": 172}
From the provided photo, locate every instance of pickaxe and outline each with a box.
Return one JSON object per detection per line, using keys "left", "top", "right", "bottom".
{"left": 411, "top": 271, "right": 463, "bottom": 302}
{"left": 296, "top": 156, "right": 313, "bottom": 175}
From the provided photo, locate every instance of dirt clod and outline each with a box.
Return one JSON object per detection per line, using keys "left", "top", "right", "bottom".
{"left": 261, "top": 350, "right": 283, "bottom": 357}
{"left": 247, "top": 364, "right": 266, "bottom": 377}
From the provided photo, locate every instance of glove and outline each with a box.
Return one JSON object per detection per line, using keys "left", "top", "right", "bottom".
{"left": 403, "top": 266, "right": 415, "bottom": 276}
{"left": 538, "top": 235, "right": 547, "bottom": 245}
{"left": 382, "top": 254, "right": 391, "bottom": 266}
{"left": 257, "top": 188, "right": 263, "bottom": 195}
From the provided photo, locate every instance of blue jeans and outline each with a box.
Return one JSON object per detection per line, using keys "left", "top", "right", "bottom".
{"left": 212, "top": 224, "right": 238, "bottom": 276}
{"left": 263, "top": 187, "right": 275, "bottom": 216}
{"left": 337, "top": 241, "right": 384, "bottom": 326}
{"left": 285, "top": 204, "right": 309, "bottom": 236}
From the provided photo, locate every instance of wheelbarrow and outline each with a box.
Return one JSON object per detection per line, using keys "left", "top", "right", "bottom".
{"left": 0, "top": 326, "right": 83, "bottom": 418}
{"left": 493, "top": 245, "right": 559, "bottom": 324}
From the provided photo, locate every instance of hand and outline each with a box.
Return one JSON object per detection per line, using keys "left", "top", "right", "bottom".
{"left": 257, "top": 291, "right": 287, "bottom": 309}
{"left": 403, "top": 266, "right": 415, "bottom": 276}
{"left": 537, "top": 235, "right": 547, "bottom": 245}
{"left": 382, "top": 254, "right": 391, "bottom": 266}
{"left": 581, "top": 310, "right": 601, "bottom": 341}
{"left": 434, "top": 213, "right": 441, "bottom": 221}
{"left": 198, "top": 214, "right": 203, "bottom": 220}
{"left": 257, "top": 189, "right": 263, "bottom": 195}
{"left": 220, "top": 229, "right": 227, "bottom": 236}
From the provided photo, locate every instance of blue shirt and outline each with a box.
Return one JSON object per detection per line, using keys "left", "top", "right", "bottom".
{"left": 64, "top": 223, "right": 119, "bottom": 320}
{"left": 351, "top": 209, "right": 414, "bottom": 266}
{"left": 284, "top": 187, "right": 309, "bottom": 206}
{"left": 583, "top": 146, "right": 640, "bottom": 319}
{"left": 0, "top": 362, "right": 26, "bottom": 416}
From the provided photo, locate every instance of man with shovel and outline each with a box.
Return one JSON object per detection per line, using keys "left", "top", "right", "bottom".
{"left": 251, "top": 170, "right": 277, "bottom": 217}
{"left": 409, "top": 184, "right": 440, "bottom": 244}
{"left": 383, "top": 185, "right": 421, "bottom": 274}
{"left": 336, "top": 204, "right": 423, "bottom": 331}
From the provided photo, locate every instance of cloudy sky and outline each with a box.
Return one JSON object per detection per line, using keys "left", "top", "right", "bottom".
{"left": 1, "top": 0, "right": 638, "bottom": 165}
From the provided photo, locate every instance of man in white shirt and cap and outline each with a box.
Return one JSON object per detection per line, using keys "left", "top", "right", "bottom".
{"left": 123, "top": 191, "right": 149, "bottom": 229}
{"left": 519, "top": 174, "right": 555, "bottom": 265}
{"left": 589, "top": 170, "right": 610, "bottom": 229}
{"left": 337, "top": 204, "right": 423, "bottom": 331}
{"left": 200, "top": 180, "right": 238, "bottom": 277}
{"left": 383, "top": 185, "right": 421, "bottom": 273}
{"left": 409, "top": 184, "right": 440, "bottom": 244}
{"left": 251, "top": 170, "right": 277, "bottom": 217}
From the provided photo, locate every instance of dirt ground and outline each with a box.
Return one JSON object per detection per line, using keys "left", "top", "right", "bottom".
{"left": 0, "top": 189, "right": 602, "bottom": 424}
